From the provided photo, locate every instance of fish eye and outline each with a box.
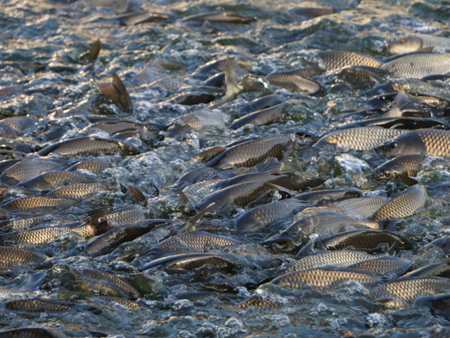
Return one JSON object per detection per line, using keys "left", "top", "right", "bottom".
{"left": 389, "top": 142, "right": 397, "bottom": 149}
{"left": 399, "top": 38, "right": 405, "bottom": 43}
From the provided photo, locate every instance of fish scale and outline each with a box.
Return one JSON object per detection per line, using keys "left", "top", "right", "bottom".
{"left": 316, "top": 51, "right": 382, "bottom": 71}
{"left": 372, "top": 277, "right": 450, "bottom": 303}
{"left": 47, "top": 182, "right": 107, "bottom": 198}
{"left": 156, "top": 232, "right": 239, "bottom": 253}
{"left": 3, "top": 196, "right": 76, "bottom": 211}
{"left": 380, "top": 53, "right": 450, "bottom": 79}
{"left": 0, "top": 247, "right": 46, "bottom": 266}
{"left": 371, "top": 185, "right": 427, "bottom": 221}
{"left": 6, "top": 299, "right": 70, "bottom": 312}
{"left": 375, "top": 154, "right": 427, "bottom": 178}
{"left": 267, "top": 73, "right": 321, "bottom": 94}
{"left": 335, "top": 196, "right": 389, "bottom": 219}
{"left": 313, "top": 127, "right": 408, "bottom": 151}
{"left": 348, "top": 256, "right": 412, "bottom": 276}
{"left": 80, "top": 269, "right": 140, "bottom": 299}
{"left": 271, "top": 267, "right": 381, "bottom": 289}
{"left": 17, "top": 171, "right": 91, "bottom": 190}
{"left": 284, "top": 251, "right": 384, "bottom": 273}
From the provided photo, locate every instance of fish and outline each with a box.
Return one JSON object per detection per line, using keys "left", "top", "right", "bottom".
{"left": 380, "top": 53, "right": 450, "bottom": 79}
{"left": 0, "top": 159, "right": 64, "bottom": 186}
{"left": 289, "top": 7, "right": 335, "bottom": 19}
{"left": 66, "top": 157, "right": 112, "bottom": 175}
{"left": 337, "top": 66, "right": 390, "bottom": 90}
{"left": 0, "top": 328, "right": 64, "bottom": 338}
{"left": 374, "top": 154, "right": 428, "bottom": 179}
{"left": 205, "top": 134, "right": 297, "bottom": 169}
{"left": 16, "top": 171, "right": 92, "bottom": 191}
{"left": 86, "top": 220, "right": 167, "bottom": 256}
{"left": 153, "top": 231, "right": 240, "bottom": 254}
{"left": 141, "top": 253, "right": 239, "bottom": 271}
{"left": 229, "top": 102, "right": 293, "bottom": 129}
{"left": 321, "top": 230, "right": 413, "bottom": 252}
{"left": 0, "top": 247, "right": 47, "bottom": 266}
{"left": 6, "top": 299, "right": 71, "bottom": 312}
{"left": 388, "top": 35, "right": 450, "bottom": 54}
{"left": 47, "top": 182, "right": 108, "bottom": 198}
{"left": 116, "top": 11, "right": 169, "bottom": 26}
{"left": 38, "top": 137, "right": 138, "bottom": 156}
{"left": 236, "top": 199, "right": 307, "bottom": 232}
{"left": 371, "top": 185, "right": 427, "bottom": 221}
{"left": 335, "top": 196, "right": 389, "bottom": 219}
{"left": 293, "top": 189, "right": 361, "bottom": 204}
{"left": 75, "top": 268, "right": 140, "bottom": 299}
{"left": 282, "top": 250, "right": 385, "bottom": 274}
{"left": 5, "top": 215, "right": 54, "bottom": 231}
{"left": 413, "top": 294, "right": 450, "bottom": 316}
{"left": 371, "top": 277, "right": 450, "bottom": 305}
{"left": 104, "top": 205, "right": 146, "bottom": 226}
{"left": 379, "top": 91, "right": 428, "bottom": 119}
{"left": 376, "top": 129, "right": 450, "bottom": 158}
{"left": 177, "top": 12, "right": 256, "bottom": 25}
{"left": 316, "top": 51, "right": 382, "bottom": 71}
{"left": 426, "top": 237, "right": 450, "bottom": 255}
{"left": 91, "top": 120, "right": 147, "bottom": 136}
{"left": 313, "top": 127, "right": 408, "bottom": 151}
{"left": 3, "top": 196, "right": 77, "bottom": 212}
{"left": 267, "top": 70, "right": 321, "bottom": 94}
{"left": 270, "top": 266, "right": 382, "bottom": 289}
{"left": 348, "top": 256, "right": 412, "bottom": 278}
{"left": 403, "top": 262, "right": 450, "bottom": 278}
{"left": 99, "top": 73, "right": 133, "bottom": 113}
{"left": 195, "top": 182, "right": 294, "bottom": 213}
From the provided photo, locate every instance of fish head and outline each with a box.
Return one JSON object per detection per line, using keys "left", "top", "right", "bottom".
{"left": 375, "top": 132, "right": 426, "bottom": 157}
{"left": 374, "top": 161, "right": 406, "bottom": 179}
{"left": 387, "top": 36, "right": 422, "bottom": 54}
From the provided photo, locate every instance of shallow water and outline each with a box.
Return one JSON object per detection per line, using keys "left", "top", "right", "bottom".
{"left": 1, "top": 0, "right": 450, "bottom": 337}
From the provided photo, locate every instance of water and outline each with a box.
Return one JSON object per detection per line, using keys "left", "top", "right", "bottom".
{"left": 1, "top": 0, "right": 450, "bottom": 337}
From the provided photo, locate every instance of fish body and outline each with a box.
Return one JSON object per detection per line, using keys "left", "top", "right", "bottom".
{"left": 106, "top": 205, "right": 146, "bottom": 226}
{"left": 0, "top": 247, "right": 47, "bottom": 266}
{"left": 403, "top": 261, "right": 450, "bottom": 278}
{"left": 371, "top": 185, "right": 427, "bottom": 221}
{"left": 380, "top": 53, "right": 450, "bottom": 79}
{"left": 321, "top": 230, "right": 413, "bottom": 251}
{"left": 376, "top": 129, "right": 450, "bottom": 157}
{"left": 142, "top": 253, "right": 238, "bottom": 271}
{"left": 229, "top": 102, "right": 292, "bottom": 129}
{"left": 267, "top": 71, "right": 321, "bottom": 94}
{"left": 0, "top": 159, "right": 64, "bottom": 186}
{"left": 335, "top": 196, "right": 389, "bottom": 219}
{"left": 3, "top": 196, "right": 76, "bottom": 211}
{"left": 47, "top": 182, "right": 108, "bottom": 198}
{"left": 38, "top": 137, "right": 137, "bottom": 156}
{"left": 271, "top": 267, "right": 381, "bottom": 289}
{"left": 388, "top": 35, "right": 450, "bottom": 54}
{"left": 316, "top": 51, "right": 382, "bottom": 71}
{"left": 313, "top": 127, "right": 407, "bottom": 151}
{"left": 348, "top": 256, "right": 412, "bottom": 277}
{"left": 16, "top": 171, "right": 91, "bottom": 191}
{"left": 66, "top": 157, "right": 112, "bottom": 174}
{"left": 236, "top": 199, "right": 306, "bottom": 232}
{"left": 283, "top": 250, "right": 384, "bottom": 273}
{"left": 0, "top": 328, "right": 63, "bottom": 338}
{"left": 6, "top": 299, "right": 70, "bottom": 312}
{"left": 374, "top": 154, "right": 427, "bottom": 178}
{"left": 178, "top": 11, "right": 256, "bottom": 25}
{"left": 293, "top": 189, "right": 361, "bottom": 204}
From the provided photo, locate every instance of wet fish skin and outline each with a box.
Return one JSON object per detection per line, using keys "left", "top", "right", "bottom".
{"left": 141, "top": 253, "right": 239, "bottom": 271}
{"left": 348, "top": 256, "right": 412, "bottom": 278}
{"left": 105, "top": 205, "right": 146, "bottom": 226}
{"left": 0, "top": 328, "right": 63, "bottom": 338}
{"left": 321, "top": 230, "right": 413, "bottom": 252}
{"left": 313, "top": 127, "right": 408, "bottom": 151}
{"left": 205, "top": 134, "right": 296, "bottom": 169}
{"left": 16, "top": 171, "right": 92, "bottom": 191}
{"left": 3, "top": 196, "right": 77, "bottom": 212}
{"left": 38, "top": 137, "right": 138, "bottom": 157}
{"left": 371, "top": 185, "right": 427, "bottom": 221}
{"left": 236, "top": 199, "right": 306, "bottom": 232}
{"left": 77, "top": 268, "right": 140, "bottom": 299}
{"left": 316, "top": 51, "right": 382, "bottom": 71}
{"left": 178, "top": 11, "right": 256, "bottom": 25}
{"left": 388, "top": 35, "right": 450, "bottom": 54}
{"left": 66, "top": 157, "right": 112, "bottom": 175}
{"left": 0, "top": 159, "right": 65, "bottom": 186}
{"left": 267, "top": 71, "right": 321, "bottom": 94}
{"left": 293, "top": 189, "right": 361, "bottom": 204}
{"left": 195, "top": 181, "right": 292, "bottom": 213}
{"left": 86, "top": 220, "right": 167, "bottom": 256}
{"left": 374, "top": 154, "right": 427, "bottom": 179}
{"left": 154, "top": 231, "right": 240, "bottom": 254}
{"left": 403, "top": 262, "right": 450, "bottom": 278}
{"left": 91, "top": 120, "right": 147, "bottom": 136}
{"left": 380, "top": 52, "right": 450, "bottom": 79}
{"left": 289, "top": 7, "right": 335, "bottom": 18}
{"left": 335, "top": 196, "right": 389, "bottom": 220}
{"left": 47, "top": 181, "right": 108, "bottom": 198}
{"left": 283, "top": 250, "right": 385, "bottom": 274}
{"left": 376, "top": 129, "right": 450, "bottom": 158}
{"left": 0, "top": 247, "right": 47, "bottom": 266}
{"left": 426, "top": 237, "right": 450, "bottom": 255}
{"left": 99, "top": 73, "right": 133, "bottom": 113}
{"left": 6, "top": 299, "right": 71, "bottom": 312}
{"left": 371, "top": 277, "right": 450, "bottom": 304}
{"left": 271, "top": 267, "right": 382, "bottom": 289}
{"left": 229, "top": 102, "right": 292, "bottom": 129}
